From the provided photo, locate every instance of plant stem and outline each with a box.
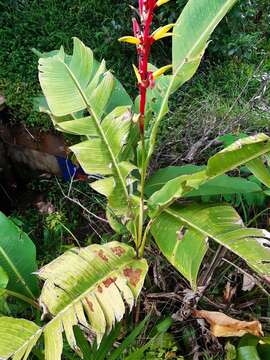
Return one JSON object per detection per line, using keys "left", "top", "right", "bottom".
{"left": 247, "top": 207, "right": 270, "bottom": 227}
{"left": 58, "top": 220, "right": 81, "bottom": 248}
{"left": 146, "top": 77, "right": 174, "bottom": 169}
{"left": 137, "top": 134, "right": 146, "bottom": 253}
{"left": 5, "top": 289, "right": 39, "bottom": 309}
{"left": 138, "top": 218, "right": 154, "bottom": 257}
{"left": 135, "top": 1, "right": 156, "bottom": 255}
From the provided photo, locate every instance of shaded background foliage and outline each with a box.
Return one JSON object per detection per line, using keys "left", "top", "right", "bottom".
{"left": 0, "top": 0, "right": 269, "bottom": 129}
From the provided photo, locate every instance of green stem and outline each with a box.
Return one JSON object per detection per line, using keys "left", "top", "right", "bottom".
{"left": 247, "top": 207, "right": 270, "bottom": 227}
{"left": 58, "top": 221, "right": 80, "bottom": 247}
{"left": 138, "top": 218, "right": 154, "bottom": 257}
{"left": 62, "top": 62, "right": 131, "bottom": 211}
{"left": 4, "top": 289, "right": 39, "bottom": 309}
{"left": 145, "top": 75, "right": 174, "bottom": 170}
{"left": 137, "top": 133, "right": 146, "bottom": 255}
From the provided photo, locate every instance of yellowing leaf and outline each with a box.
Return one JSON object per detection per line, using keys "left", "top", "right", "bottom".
{"left": 193, "top": 310, "right": 264, "bottom": 337}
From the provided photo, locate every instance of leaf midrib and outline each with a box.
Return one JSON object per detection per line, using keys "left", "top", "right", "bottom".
{"left": 0, "top": 247, "right": 35, "bottom": 299}
{"left": 61, "top": 59, "right": 130, "bottom": 204}
{"left": 41, "top": 256, "right": 139, "bottom": 318}
{"left": 173, "top": 0, "right": 237, "bottom": 71}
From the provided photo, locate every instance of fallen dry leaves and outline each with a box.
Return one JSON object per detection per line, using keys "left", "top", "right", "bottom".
{"left": 193, "top": 309, "right": 263, "bottom": 337}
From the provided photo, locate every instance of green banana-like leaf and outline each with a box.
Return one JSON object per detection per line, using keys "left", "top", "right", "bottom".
{"left": 0, "top": 242, "right": 148, "bottom": 359}
{"left": 246, "top": 158, "right": 270, "bottom": 188}
{"left": 172, "top": 0, "right": 237, "bottom": 91}
{"left": 145, "top": 165, "right": 204, "bottom": 197}
{"left": 38, "top": 38, "right": 135, "bottom": 217}
{"left": 147, "top": 0, "right": 237, "bottom": 161}
{"left": 38, "top": 241, "right": 147, "bottom": 355}
{"left": 148, "top": 134, "right": 270, "bottom": 214}
{"left": 0, "top": 212, "right": 39, "bottom": 299}
{"left": 151, "top": 210, "right": 207, "bottom": 289}
{"left": 145, "top": 165, "right": 264, "bottom": 198}
{"left": 207, "top": 134, "right": 270, "bottom": 177}
{"left": 0, "top": 317, "right": 42, "bottom": 359}
{"left": 0, "top": 266, "right": 8, "bottom": 290}
{"left": 151, "top": 203, "right": 270, "bottom": 287}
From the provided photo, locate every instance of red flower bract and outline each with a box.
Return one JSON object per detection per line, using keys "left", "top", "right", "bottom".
{"left": 120, "top": 0, "right": 171, "bottom": 135}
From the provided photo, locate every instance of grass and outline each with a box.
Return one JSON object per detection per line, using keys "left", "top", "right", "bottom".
{"left": 1, "top": 0, "right": 269, "bottom": 131}
{"left": 154, "top": 59, "right": 270, "bottom": 169}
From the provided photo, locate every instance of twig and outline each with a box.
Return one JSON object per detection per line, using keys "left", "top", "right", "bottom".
{"left": 222, "top": 258, "right": 270, "bottom": 298}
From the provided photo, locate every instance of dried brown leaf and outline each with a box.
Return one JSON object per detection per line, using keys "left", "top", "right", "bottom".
{"left": 193, "top": 310, "right": 263, "bottom": 337}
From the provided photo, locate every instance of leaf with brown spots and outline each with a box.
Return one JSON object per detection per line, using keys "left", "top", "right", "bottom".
{"left": 112, "top": 246, "right": 126, "bottom": 257}
{"left": 124, "top": 268, "right": 142, "bottom": 287}
{"left": 103, "top": 277, "right": 116, "bottom": 288}
{"left": 37, "top": 241, "right": 148, "bottom": 347}
{"left": 97, "top": 250, "right": 109, "bottom": 262}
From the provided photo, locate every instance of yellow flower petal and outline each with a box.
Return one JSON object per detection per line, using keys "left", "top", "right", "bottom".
{"left": 152, "top": 24, "right": 174, "bottom": 41}
{"left": 153, "top": 64, "right": 172, "bottom": 79}
{"left": 132, "top": 64, "right": 142, "bottom": 83}
{"left": 118, "top": 36, "right": 140, "bottom": 45}
{"left": 156, "top": 0, "right": 171, "bottom": 7}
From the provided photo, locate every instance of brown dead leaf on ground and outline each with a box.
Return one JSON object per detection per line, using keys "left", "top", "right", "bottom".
{"left": 193, "top": 309, "right": 263, "bottom": 337}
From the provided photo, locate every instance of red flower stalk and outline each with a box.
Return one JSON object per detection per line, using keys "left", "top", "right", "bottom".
{"left": 119, "top": 0, "right": 173, "bottom": 135}
{"left": 137, "top": 0, "right": 157, "bottom": 134}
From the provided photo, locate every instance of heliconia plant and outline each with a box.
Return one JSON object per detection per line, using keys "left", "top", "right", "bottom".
{"left": 2, "top": 0, "right": 270, "bottom": 359}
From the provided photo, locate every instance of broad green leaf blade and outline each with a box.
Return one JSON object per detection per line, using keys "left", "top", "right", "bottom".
{"left": 145, "top": 165, "right": 204, "bottom": 197}
{"left": 151, "top": 211, "right": 207, "bottom": 289}
{"left": 164, "top": 204, "right": 270, "bottom": 277}
{"left": 185, "top": 175, "right": 262, "bottom": 198}
{"left": 148, "top": 0, "right": 237, "bottom": 166}
{"left": 0, "top": 317, "right": 42, "bottom": 360}
{"left": 107, "top": 161, "right": 137, "bottom": 216}
{"left": 70, "top": 138, "right": 112, "bottom": 175}
{"left": 39, "top": 39, "right": 92, "bottom": 116}
{"left": 70, "top": 106, "right": 134, "bottom": 216}
{"left": 145, "top": 165, "right": 263, "bottom": 198}
{"left": 237, "top": 346, "right": 261, "bottom": 360}
{"left": 172, "top": 0, "right": 237, "bottom": 91}
{"left": 148, "top": 135, "right": 270, "bottom": 212}
{"left": 0, "top": 212, "right": 39, "bottom": 298}
{"left": 105, "top": 78, "right": 133, "bottom": 115}
{"left": 207, "top": 134, "right": 270, "bottom": 178}
{"left": 258, "top": 344, "right": 270, "bottom": 360}
{"left": 38, "top": 38, "right": 134, "bottom": 219}
{"left": 0, "top": 266, "right": 8, "bottom": 289}
{"left": 247, "top": 158, "right": 270, "bottom": 188}
{"left": 38, "top": 242, "right": 148, "bottom": 346}
{"left": 88, "top": 72, "right": 114, "bottom": 118}
{"left": 101, "top": 107, "right": 132, "bottom": 157}
{"left": 148, "top": 170, "right": 207, "bottom": 216}
{"left": 55, "top": 116, "right": 98, "bottom": 136}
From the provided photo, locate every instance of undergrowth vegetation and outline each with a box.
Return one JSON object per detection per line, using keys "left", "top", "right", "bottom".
{"left": 0, "top": 0, "right": 269, "bottom": 131}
